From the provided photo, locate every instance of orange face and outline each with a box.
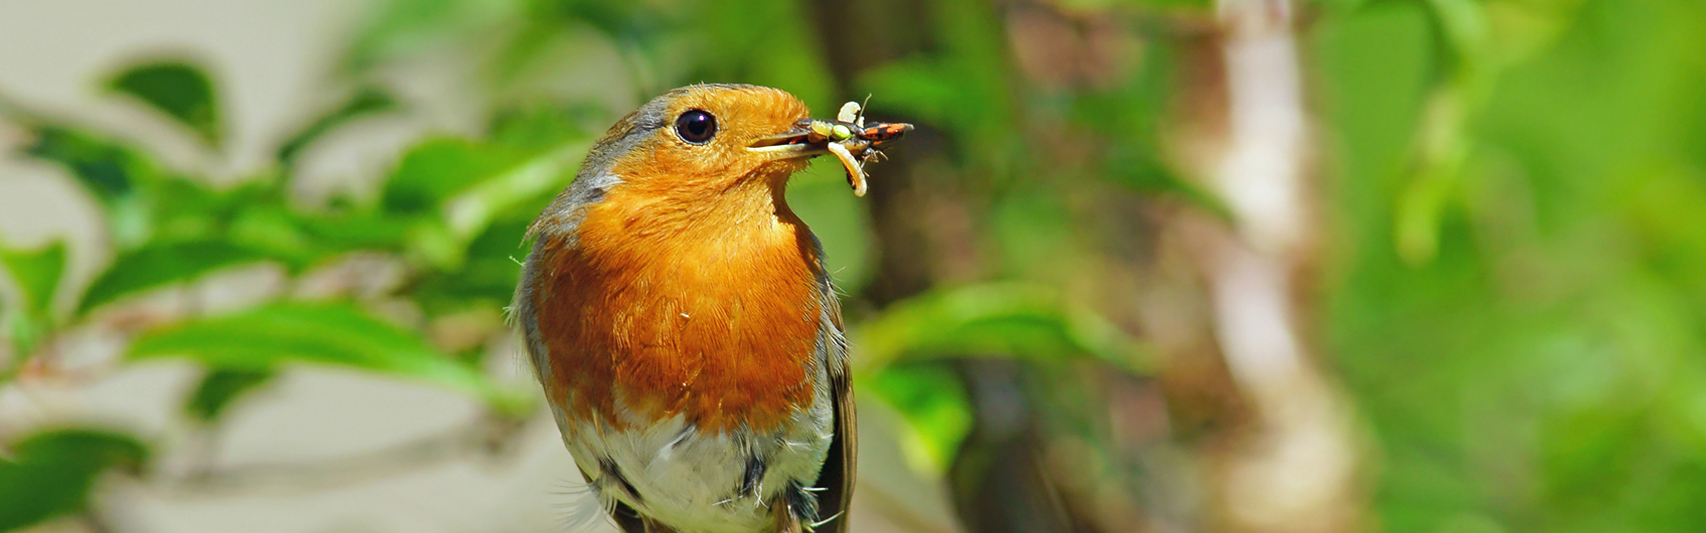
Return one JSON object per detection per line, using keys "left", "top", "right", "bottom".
{"left": 523, "top": 84, "right": 833, "bottom": 434}
{"left": 595, "top": 85, "right": 818, "bottom": 198}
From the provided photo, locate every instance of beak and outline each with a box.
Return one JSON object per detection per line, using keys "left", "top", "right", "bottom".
{"left": 746, "top": 120, "right": 827, "bottom": 159}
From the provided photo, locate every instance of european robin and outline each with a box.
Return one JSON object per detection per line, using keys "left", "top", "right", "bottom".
{"left": 513, "top": 84, "right": 907, "bottom": 533}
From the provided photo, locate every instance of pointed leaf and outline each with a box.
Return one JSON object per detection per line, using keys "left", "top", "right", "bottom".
{"left": 21, "top": 125, "right": 156, "bottom": 204}
{"left": 79, "top": 240, "right": 263, "bottom": 313}
{"left": 866, "top": 363, "right": 973, "bottom": 476}
{"left": 382, "top": 138, "right": 530, "bottom": 215}
{"left": 185, "top": 369, "right": 276, "bottom": 422}
{"left": 0, "top": 429, "right": 148, "bottom": 531}
{"left": 106, "top": 61, "right": 223, "bottom": 148}
{"left": 0, "top": 240, "right": 66, "bottom": 319}
{"left": 277, "top": 87, "right": 399, "bottom": 166}
{"left": 853, "top": 283, "right": 1150, "bottom": 376}
{"left": 382, "top": 131, "right": 585, "bottom": 270}
{"left": 129, "top": 302, "right": 519, "bottom": 410}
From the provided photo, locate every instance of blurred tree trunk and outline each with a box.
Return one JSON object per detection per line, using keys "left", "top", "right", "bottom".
{"left": 1172, "top": 0, "right": 1364, "bottom": 530}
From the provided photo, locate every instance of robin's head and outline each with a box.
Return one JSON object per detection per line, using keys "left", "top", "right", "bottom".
{"left": 578, "top": 84, "right": 831, "bottom": 198}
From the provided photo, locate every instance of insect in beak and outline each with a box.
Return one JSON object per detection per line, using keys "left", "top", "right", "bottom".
{"left": 746, "top": 101, "right": 913, "bottom": 198}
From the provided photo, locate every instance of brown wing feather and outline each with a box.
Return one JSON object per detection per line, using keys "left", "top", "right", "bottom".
{"left": 609, "top": 502, "right": 647, "bottom": 533}
{"left": 577, "top": 466, "right": 648, "bottom": 533}
{"left": 640, "top": 517, "right": 677, "bottom": 533}
{"left": 811, "top": 293, "right": 857, "bottom": 533}
{"left": 813, "top": 368, "right": 857, "bottom": 532}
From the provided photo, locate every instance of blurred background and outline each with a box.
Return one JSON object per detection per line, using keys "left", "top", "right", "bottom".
{"left": 3, "top": 0, "right": 1705, "bottom": 531}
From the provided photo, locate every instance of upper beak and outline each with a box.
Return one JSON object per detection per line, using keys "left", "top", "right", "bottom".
{"left": 746, "top": 120, "right": 827, "bottom": 159}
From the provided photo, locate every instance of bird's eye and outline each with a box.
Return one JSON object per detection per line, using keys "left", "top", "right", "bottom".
{"left": 674, "top": 110, "right": 717, "bottom": 144}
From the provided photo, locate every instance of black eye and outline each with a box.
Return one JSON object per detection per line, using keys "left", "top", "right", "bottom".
{"left": 674, "top": 109, "right": 717, "bottom": 144}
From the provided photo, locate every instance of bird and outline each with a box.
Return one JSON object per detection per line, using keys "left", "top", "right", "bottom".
{"left": 513, "top": 84, "right": 901, "bottom": 533}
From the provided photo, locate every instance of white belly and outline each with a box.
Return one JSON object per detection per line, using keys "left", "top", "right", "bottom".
{"left": 551, "top": 393, "right": 835, "bottom": 533}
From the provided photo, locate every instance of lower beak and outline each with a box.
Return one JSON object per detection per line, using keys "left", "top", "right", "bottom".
{"left": 746, "top": 122, "right": 827, "bottom": 159}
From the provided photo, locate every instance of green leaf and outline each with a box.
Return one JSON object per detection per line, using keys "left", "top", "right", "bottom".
{"left": 129, "top": 302, "right": 523, "bottom": 411}
{"left": 79, "top": 241, "right": 263, "bottom": 313}
{"left": 438, "top": 139, "right": 586, "bottom": 243}
{"left": 21, "top": 125, "right": 156, "bottom": 204}
{"left": 411, "top": 216, "right": 532, "bottom": 315}
{"left": 2, "top": 238, "right": 66, "bottom": 366}
{"left": 3, "top": 313, "right": 42, "bottom": 372}
{"left": 0, "top": 240, "right": 66, "bottom": 320}
{"left": 381, "top": 131, "right": 586, "bottom": 269}
{"left": 866, "top": 363, "right": 973, "bottom": 476}
{"left": 0, "top": 429, "right": 149, "bottom": 531}
{"left": 277, "top": 87, "right": 399, "bottom": 166}
{"left": 382, "top": 138, "right": 532, "bottom": 215}
{"left": 292, "top": 210, "right": 419, "bottom": 254}
{"left": 184, "top": 369, "right": 276, "bottom": 422}
{"left": 853, "top": 283, "right": 1150, "bottom": 376}
{"left": 106, "top": 61, "right": 223, "bottom": 148}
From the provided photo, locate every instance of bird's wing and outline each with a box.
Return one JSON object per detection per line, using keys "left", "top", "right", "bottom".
{"left": 611, "top": 503, "right": 649, "bottom": 533}
{"left": 815, "top": 360, "right": 857, "bottom": 533}
{"left": 812, "top": 296, "right": 856, "bottom": 533}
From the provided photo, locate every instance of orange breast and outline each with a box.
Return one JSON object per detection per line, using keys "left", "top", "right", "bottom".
{"left": 529, "top": 178, "right": 825, "bottom": 434}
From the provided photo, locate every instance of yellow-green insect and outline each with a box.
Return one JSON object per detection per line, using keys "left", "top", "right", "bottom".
{"left": 809, "top": 100, "right": 911, "bottom": 197}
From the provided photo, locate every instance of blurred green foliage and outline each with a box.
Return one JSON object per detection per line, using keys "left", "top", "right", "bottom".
{"left": 0, "top": 430, "right": 148, "bottom": 531}
{"left": 3, "top": 0, "right": 1705, "bottom": 531}
{"left": 1319, "top": 0, "right": 1706, "bottom": 530}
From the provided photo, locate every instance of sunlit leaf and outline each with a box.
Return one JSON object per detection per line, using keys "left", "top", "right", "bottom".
{"left": 277, "top": 87, "right": 399, "bottom": 166}
{"left": 129, "top": 302, "right": 523, "bottom": 411}
{"left": 0, "top": 429, "right": 148, "bottom": 531}
{"left": 185, "top": 369, "right": 276, "bottom": 423}
{"left": 106, "top": 61, "right": 223, "bottom": 148}
{"left": 853, "top": 283, "right": 1150, "bottom": 376}
{"left": 0, "top": 239, "right": 54, "bottom": 360}
{"left": 866, "top": 363, "right": 973, "bottom": 476}
{"left": 382, "top": 138, "right": 532, "bottom": 215}
{"left": 3, "top": 312, "right": 42, "bottom": 368}
{"left": 444, "top": 146, "right": 584, "bottom": 239}
{"left": 78, "top": 240, "right": 263, "bottom": 313}
{"left": 0, "top": 240, "right": 66, "bottom": 321}
{"left": 225, "top": 207, "right": 321, "bottom": 270}
{"left": 292, "top": 210, "right": 418, "bottom": 253}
